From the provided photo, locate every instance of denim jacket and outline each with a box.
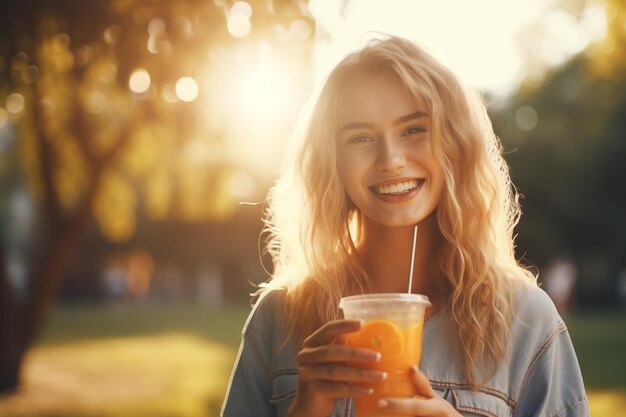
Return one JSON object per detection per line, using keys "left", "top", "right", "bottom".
{"left": 221, "top": 286, "right": 589, "bottom": 417}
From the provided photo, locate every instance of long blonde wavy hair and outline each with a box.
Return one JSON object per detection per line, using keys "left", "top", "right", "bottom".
{"left": 261, "top": 36, "right": 536, "bottom": 386}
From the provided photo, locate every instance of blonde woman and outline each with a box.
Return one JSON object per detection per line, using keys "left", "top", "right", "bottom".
{"left": 221, "top": 36, "right": 589, "bottom": 417}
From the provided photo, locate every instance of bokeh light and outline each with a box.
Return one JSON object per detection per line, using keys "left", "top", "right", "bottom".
{"left": 147, "top": 37, "right": 172, "bottom": 55}
{"left": 227, "top": 14, "right": 251, "bottom": 38}
{"left": 52, "top": 33, "right": 71, "bottom": 52}
{"left": 515, "top": 106, "right": 539, "bottom": 131}
{"left": 129, "top": 68, "right": 151, "bottom": 94}
{"left": 175, "top": 76, "right": 199, "bottom": 102}
{"left": 230, "top": 1, "right": 252, "bottom": 17}
{"left": 11, "top": 52, "right": 28, "bottom": 70}
{"left": 103, "top": 25, "right": 122, "bottom": 44}
{"left": 148, "top": 17, "right": 166, "bottom": 36}
{"left": 75, "top": 45, "right": 93, "bottom": 67}
{"left": 22, "top": 65, "right": 39, "bottom": 84}
{"left": 6, "top": 93, "right": 25, "bottom": 114}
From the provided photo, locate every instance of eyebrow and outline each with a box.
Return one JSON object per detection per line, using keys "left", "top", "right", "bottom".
{"left": 338, "top": 111, "right": 429, "bottom": 133}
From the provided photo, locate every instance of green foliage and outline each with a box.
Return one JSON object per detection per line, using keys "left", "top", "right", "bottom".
{"left": 490, "top": 54, "right": 626, "bottom": 300}
{"left": 0, "top": 0, "right": 314, "bottom": 241}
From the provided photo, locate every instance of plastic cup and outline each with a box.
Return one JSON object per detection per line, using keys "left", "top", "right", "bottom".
{"left": 339, "top": 293, "right": 431, "bottom": 417}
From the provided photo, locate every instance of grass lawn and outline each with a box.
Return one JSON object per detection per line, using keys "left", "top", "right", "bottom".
{"left": 0, "top": 303, "right": 250, "bottom": 417}
{"left": 0, "top": 303, "right": 624, "bottom": 417}
{"left": 567, "top": 309, "right": 626, "bottom": 390}
{"left": 567, "top": 309, "right": 626, "bottom": 417}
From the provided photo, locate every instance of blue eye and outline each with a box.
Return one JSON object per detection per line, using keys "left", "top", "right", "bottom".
{"left": 402, "top": 126, "right": 428, "bottom": 136}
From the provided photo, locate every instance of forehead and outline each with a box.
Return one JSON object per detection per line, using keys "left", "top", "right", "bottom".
{"left": 336, "top": 70, "right": 428, "bottom": 127}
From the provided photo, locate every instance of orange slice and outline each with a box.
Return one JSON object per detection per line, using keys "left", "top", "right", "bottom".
{"left": 356, "top": 320, "right": 404, "bottom": 364}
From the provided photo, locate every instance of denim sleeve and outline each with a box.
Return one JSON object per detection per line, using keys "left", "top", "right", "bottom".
{"left": 221, "top": 317, "right": 275, "bottom": 417}
{"left": 513, "top": 324, "right": 590, "bottom": 417}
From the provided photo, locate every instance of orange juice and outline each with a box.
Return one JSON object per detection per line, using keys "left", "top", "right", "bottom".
{"left": 339, "top": 294, "right": 430, "bottom": 417}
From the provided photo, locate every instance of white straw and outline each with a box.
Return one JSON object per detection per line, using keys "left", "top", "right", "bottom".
{"left": 407, "top": 225, "right": 418, "bottom": 294}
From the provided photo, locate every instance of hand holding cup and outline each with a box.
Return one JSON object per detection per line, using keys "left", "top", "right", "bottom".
{"left": 287, "top": 319, "right": 386, "bottom": 417}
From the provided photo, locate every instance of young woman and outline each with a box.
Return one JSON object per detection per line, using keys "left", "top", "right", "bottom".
{"left": 221, "top": 36, "right": 589, "bottom": 417}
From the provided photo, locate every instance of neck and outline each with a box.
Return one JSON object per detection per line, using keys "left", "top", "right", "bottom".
{"left": 356, "top": 212, "right": 441, "bottom": 298}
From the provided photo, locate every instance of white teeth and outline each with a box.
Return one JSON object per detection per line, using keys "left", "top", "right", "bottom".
{"left": 375, "top": 180, "right": 418, "bottom": 195}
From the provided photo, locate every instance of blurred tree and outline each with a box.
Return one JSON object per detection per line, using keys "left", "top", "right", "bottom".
{"left": 0, "top": 0, "right": 314, "bottom": 392}
{"left": 491, "top": 0, "right": 626, "bottom": 302}
{"left": 586, "top": 0, "right": 626, "bottom": 77}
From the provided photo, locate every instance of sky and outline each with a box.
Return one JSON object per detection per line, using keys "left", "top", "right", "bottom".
{"left": 308, "top": 0, "right": 607, "bottom": 96}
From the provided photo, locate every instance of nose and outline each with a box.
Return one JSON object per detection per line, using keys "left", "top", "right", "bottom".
{"left": 376, "top": 136, "right": 406, "bottom": 173}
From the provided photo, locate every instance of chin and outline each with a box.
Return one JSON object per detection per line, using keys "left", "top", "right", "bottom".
{"left": 367, "top": 214, "right": 423, "bottom": 228}
{"left": 364, "top": 208, "right": 437, "bottom": 228}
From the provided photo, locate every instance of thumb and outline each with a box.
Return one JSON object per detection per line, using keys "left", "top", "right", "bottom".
{"left": 411, "top": 366, "right": 437, "bottom": 399}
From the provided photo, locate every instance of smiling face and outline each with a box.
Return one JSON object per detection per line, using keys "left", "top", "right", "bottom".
{"left": 335, "top": 70, "right": 445, "bottom": 228}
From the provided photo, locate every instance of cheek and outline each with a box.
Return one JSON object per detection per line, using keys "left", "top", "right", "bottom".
{"left": 335, "top": 164, "right": 355, "bottom": 197}
{"left": 336, "top": 155, "right": 361, "bottom": 184}
{"left": 336, "top": 165, "right": 349, "bottom": 190}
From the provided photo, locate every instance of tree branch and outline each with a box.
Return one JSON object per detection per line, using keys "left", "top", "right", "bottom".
{"left": 23, "top": 107, "right": 132, "bottom": 346}
{"left": 31, "top": 68, "right": 63, "bottom": 228}
{"left": 23, "top": 177, "right": 98, "bottom": 346}
{"left": 71, "top": 90, "right": 97, "bottom": 168}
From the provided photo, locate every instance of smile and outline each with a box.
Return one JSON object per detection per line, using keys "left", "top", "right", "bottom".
{"left": 370, "top": 179, "right": 423, "bottom": 196}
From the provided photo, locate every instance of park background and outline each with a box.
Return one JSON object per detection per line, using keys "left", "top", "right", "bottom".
{"left": 0, "top": 0, "right": 625, "bottom": 416}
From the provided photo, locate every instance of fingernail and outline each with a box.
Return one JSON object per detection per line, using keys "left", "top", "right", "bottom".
{"left": 380, "top": 371, "right": 388, "bottom": 380}
{"left": 377, "top": 399, "right": 388, "bottom": 408}
{"left": 374, "top": 352, "right": 382, "bottom": 362}
{"left": 410, "top": 365, "right": 418, "bottom": 373}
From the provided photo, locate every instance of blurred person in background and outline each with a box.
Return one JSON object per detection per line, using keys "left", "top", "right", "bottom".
{"left": 543, "top": 253, "right": 577, "bottom": 318}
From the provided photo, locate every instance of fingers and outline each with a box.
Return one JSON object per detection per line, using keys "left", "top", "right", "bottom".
{"left": 298, "top": 320, "right": 380, "bottom": 367}
{"left": 306, "top": 380, "right": 373, "bottom": 398}
{"left": 304, "top": 319, "right": 362, "bottom": 347}
{"left": 376, "top": 368, "right": 456, "bottom": 416}
{"left": 376, "top": 397, "right": 440, "bottom": 415}
{"left": 297, "top": 344, "right": 380, "bottom": 366}
{"left": 410, "top": 365, "right": 437, "bottom": 399}
{"left": 289, "top": 320, "right": 382, "bottom": 417}
{"left": 299, "top": 364, "right": 387, "bottom": 384}
{"left": 377, "top": 396, "right": 459, "bottom": 417}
